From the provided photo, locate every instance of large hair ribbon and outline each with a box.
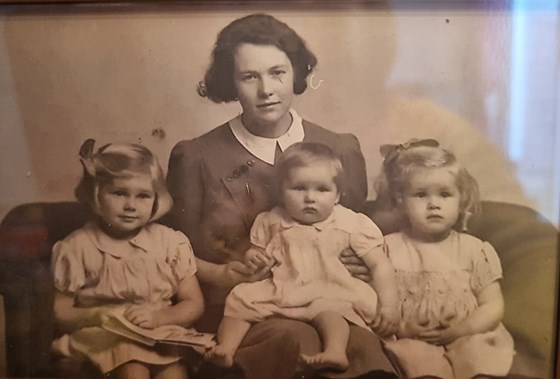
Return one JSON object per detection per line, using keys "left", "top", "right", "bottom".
{"left": 380, "top": 138, "right": 440, "bottom": 166}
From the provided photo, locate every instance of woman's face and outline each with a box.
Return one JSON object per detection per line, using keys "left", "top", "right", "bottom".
{"left": 233, "top": 43, "right": 294, "bottom": 135}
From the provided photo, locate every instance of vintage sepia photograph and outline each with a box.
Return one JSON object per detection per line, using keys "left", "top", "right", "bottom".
{"left": 0, "top": 1, "right": 558, "bottom": 378}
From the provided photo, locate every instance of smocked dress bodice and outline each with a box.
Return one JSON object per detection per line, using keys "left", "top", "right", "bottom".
{"left": 385, "top": 230, "right": 502, "bottom": 329}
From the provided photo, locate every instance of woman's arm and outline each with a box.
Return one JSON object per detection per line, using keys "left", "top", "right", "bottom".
{"left": 195, "top": 257, "right": 272, "bottom": 289}
{"left": 165, "top": 140, "right": 205, "bottom": 252}
{"left": 53, "top": 290, "right": 118, "bottom": 333}
{"left": 418, "top": 281, "right": 504, "bottom": 345}
{"left": 337, "top": 134, "right": 368, "bottom": 212}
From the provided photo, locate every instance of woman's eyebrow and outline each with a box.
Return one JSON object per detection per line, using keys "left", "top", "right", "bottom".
{"left": 236, "top": 69, "right": 258, "bottom": 76}
{"left": 269, "top": 64, "right": 289, "bottom": 70}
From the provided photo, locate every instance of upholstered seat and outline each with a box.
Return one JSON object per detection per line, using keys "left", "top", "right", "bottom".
{"left": 0, "top": 201, "right": 557, "bottom": 378}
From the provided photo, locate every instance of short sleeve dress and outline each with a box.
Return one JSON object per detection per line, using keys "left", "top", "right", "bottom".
{"left": 225, "top": 205, "right": 383, "bottom": 329}
{"left": 383, "top": 230, "right": 515, "bottom": 379}
{"left": 51, "top": 222, "right": 197, "bottom": 374}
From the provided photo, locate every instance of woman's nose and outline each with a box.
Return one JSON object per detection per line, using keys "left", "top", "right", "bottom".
{"left": 258, "top": 77, "right": 274, "bottom": 97}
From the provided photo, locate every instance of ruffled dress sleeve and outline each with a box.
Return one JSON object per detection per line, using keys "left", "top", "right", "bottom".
{"left": 167, "top": 230, "right": 197, "bottom": 283}
{"left": 349, "top": 212, "right": 385, "bottom": 258}
{"left": 51, "top": 239, "right": 86, "bottom": 295}
{"left": 470, "top": 240, "right": 503, "bottom": 294}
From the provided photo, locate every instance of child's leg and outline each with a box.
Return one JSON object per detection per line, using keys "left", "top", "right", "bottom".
{"left": 107, "top": 361, "right": 150, "bottom": 379}
{"left": 204, "top": 316, "right": 252, "bottom": 368}
{"left": 153, "top": 361, "right": 189, "bottom": 379}
{"left": 300, "top": 311, "right": 350, "bottom": 371}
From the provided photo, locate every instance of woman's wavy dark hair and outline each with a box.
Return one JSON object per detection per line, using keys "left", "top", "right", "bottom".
{"left": 198, "top": 13, "right": 318, "bottom": 103}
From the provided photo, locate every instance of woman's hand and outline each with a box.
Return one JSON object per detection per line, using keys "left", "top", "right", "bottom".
{"left": 124, "top": 304, "right": 163, "bottom": 329}
{"left": 224, "top": 260, "right": 273, "bottom": 287}
{"left": 339, "top": 249, "right": 371, "bottom": 282}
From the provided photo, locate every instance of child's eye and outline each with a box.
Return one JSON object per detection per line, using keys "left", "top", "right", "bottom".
{"left": 113, "top": 191, "right": 127, "bottom": 197}
{"left": 441, "top": 192, "right": 452, "bottom": 198}
{"left": 414, "top": 192, "right": 426, "bottom": 198}
{"left": 138, "top": 193, "right": 153, "bottom": 199}
{"left": 318, "top": 187, "right": 331, "bottom": 192}
{"left": 292, "top": 185, "right": 305, "bottom": 191}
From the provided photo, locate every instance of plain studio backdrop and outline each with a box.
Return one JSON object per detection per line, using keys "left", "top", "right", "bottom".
{"left": 0, "top": 3, "right": 558, "bottom": 224}
{"left": 0, "top": 2, "right": 559, "bottom": 377}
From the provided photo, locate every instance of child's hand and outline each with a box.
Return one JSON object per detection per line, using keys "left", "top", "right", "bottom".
{"left": 397, "top": 321, "right": 432, "bottom": 339}
{"left": 93, "top": 304, "right": 126, "bottom": 326}
{"left": 124, "top": 304, "right": 163, "bottom": 329}
{"left": 418, "top": 324, "right": 460, "bottom": 346}
{"left": 371, "top": 306, "right": 400, "bottom": 337}
{"left": 244, "top": 248, "right": 274, "bottom": 273}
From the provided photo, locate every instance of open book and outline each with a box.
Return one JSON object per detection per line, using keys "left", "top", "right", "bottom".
{"left": 102, "top": 312, "right": 216, "bottom": 354}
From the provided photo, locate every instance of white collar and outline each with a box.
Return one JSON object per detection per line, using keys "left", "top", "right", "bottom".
{"left": 273, "top": 206, "right": 338, "bottom": 231}
{"left": 229, "top": 109, "right": 305, "bottom": 165}
{"left": 85, "top": 221, "right": 154, "bottom": 258}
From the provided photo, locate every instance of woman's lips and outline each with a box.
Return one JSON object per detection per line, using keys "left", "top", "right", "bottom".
{"left": 257, "top": 101, "right": 280, "bottom": 108}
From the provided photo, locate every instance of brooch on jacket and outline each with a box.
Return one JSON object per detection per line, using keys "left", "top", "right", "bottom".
{"left": 225, "top": 160, "right": 256, "bottom": 199}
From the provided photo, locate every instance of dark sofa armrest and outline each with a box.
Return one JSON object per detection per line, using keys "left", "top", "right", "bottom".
{"left": 0, "top": 202, "right": 90, "bottom": 377}
{"left": 467, "top": 201, "right": 559, "bottom": 370}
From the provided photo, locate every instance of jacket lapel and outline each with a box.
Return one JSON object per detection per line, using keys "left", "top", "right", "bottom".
{"left": 201, "top": 125, "right": 274, "bottom": 230}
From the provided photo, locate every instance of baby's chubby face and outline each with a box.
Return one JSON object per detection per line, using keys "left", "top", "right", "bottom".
{"left": 281, "top": 163, "right": 340, "bottom": 225}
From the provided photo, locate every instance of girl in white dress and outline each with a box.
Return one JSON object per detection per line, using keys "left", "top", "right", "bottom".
{"left": 51, "top": 140, "right": 204, "bottom": 378}
{"left": 205, "top": 142, "right": 400, "bottom": 371}
{"left": 377, "top": 139, "right": 515, "bottom": 379}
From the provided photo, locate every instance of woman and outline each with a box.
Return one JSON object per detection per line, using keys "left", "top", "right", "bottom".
{"left": 166, "top": 14, "right": 394, "bottom": 379}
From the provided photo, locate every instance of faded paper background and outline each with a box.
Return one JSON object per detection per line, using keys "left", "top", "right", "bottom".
{"left": 0, "top": 3, "right": 559, "bottom": 377}
{"left": 0, "top": 4, "right": 558, "bottom": 224}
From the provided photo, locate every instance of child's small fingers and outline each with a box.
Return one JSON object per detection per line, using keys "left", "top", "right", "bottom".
{"left": 378, "top": 321, "right": 390, "bottom": 335}
{"left": 245, "top": 260, "right": 259, "bottom": 273}
{"left": 339, "top": 249, "right": 358, "bottom": 259}
{"left": 253, "top": 256, "right": 266, "bottom": 267}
